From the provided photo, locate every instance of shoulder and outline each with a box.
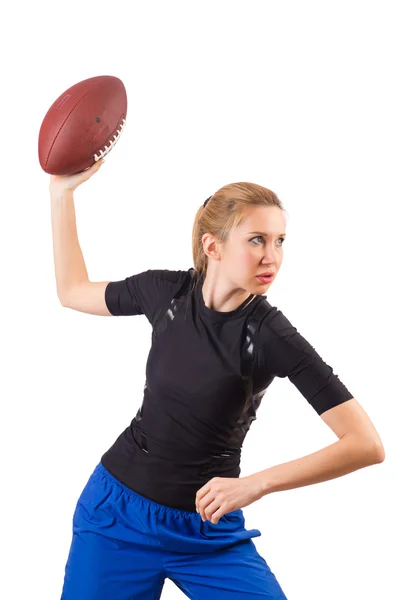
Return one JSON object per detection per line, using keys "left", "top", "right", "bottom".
{"left": 253, "top": 296, "right": 303, "bottom": 356}
{"left": 251, "top": 295, "right": 283, "bottom": 332}
{"left": 144, "top": 268, "right": 191, "bottom": 284}
{"left": 105, "top": 267, "right": 191, "bottom": 320}
{"left": 254, "top": 297, "right": 322, "bottom": 378}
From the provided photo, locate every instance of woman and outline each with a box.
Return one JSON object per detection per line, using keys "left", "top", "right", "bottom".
{"left": 51, "top": 159, "right": 385, "bottom": 599}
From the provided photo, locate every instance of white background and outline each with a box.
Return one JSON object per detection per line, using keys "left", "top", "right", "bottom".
{"left": 1, "top": 1, "right": 396, "bottom": 599}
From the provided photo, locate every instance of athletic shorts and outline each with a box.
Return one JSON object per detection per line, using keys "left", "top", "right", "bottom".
{"left": 60, "top": 462, "right": 288, "bottom": 599}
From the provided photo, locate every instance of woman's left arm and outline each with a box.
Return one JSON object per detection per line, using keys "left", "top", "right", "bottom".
{"left": 254, "top": 397, "right": 385, "bottom": 496}
{"left": 195, "top": 399, "right": 385, "bottom": 523}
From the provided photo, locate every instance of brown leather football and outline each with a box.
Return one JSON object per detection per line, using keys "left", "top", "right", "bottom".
{"left": 38, "top": 75, "right": 127, "bottom": 175}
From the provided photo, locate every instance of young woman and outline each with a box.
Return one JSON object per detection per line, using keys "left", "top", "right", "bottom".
{"left": 51, "top": 159, "right": 385, "bottom": 599}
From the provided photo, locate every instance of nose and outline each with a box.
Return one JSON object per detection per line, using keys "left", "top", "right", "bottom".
{"left": 260, "top": 245, "right": 279, "bottom": 266}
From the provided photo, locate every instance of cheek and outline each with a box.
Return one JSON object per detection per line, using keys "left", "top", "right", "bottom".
{"left": 237, "top": 249, "right": 255, "bottom": 267}
{"left": 228, "top": 245, "right": 256, "bottom": 270}
{"left": 239, "top": 254, "right": 258, "bottom": 276}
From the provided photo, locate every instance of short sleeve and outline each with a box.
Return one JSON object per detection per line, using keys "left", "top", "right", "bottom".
{"left": 104, "top": 269, "right": 189, "bottom": 324}
{"left": 256, "top": 304, "right": 354, "bottom": 415}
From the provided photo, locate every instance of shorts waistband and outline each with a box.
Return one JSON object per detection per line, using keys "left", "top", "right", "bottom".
{"left": 92, "top": 461, "right": 262, "bottom": 555}
{"left": 97, "top": 461, "right": 199, "bottom": 516}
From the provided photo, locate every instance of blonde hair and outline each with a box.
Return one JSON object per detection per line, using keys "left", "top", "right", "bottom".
{"left": 191, "top": 182, "right": 287, "bottom": 281}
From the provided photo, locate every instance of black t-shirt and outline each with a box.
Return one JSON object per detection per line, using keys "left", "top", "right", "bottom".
{"left": 101, "top": 268, "right": 353, "bottom": 512}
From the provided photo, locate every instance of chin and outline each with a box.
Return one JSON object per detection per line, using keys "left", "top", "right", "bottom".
{"left": 254, "top": 277, "right": 273, "bottom": 292}
{"left": 243, "top": 279, "right": 265, "bottom": 295}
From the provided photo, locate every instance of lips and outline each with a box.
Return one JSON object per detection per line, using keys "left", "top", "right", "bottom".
{"left": 257, "top": 272, "right": 275, "bottom": 285}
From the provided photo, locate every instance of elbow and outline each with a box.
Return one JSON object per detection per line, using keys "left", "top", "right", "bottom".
{"left": 58, "top": 294, "right": 69, "bottom": 308}
{"left": 346, "top": 435, "right": 386, "bottom": 465}
{"left": 373, "top": 442, "right": 386, "bottom": 463}
{"left": 363, "top": 439, "right": 386, "bottom": 464}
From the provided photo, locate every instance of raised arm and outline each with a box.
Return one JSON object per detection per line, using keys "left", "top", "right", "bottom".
{"left": 49, "top": 160, "right": 111, "bottom": 316}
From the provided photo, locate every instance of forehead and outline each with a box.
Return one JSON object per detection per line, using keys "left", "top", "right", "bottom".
{"left": 234, "top": 205, "right": 286, "bottom": 235}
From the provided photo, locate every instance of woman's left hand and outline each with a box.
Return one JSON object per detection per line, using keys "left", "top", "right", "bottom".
{"left": 195, "top": 474, "right": 264, "bottom": 524}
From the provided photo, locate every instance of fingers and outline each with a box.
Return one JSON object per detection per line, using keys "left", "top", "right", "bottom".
{"left": 49, "top": 156, "right": 106, "bottom": 191}
{"left": 80, "top": 158, "right": 104, "bottom": 180}
{"left": 85, "top": 158, "right": 104, "bottom": 173}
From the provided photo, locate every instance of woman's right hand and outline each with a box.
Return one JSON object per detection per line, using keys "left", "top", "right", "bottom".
{"left": 49, "top": 158, "right": 104, "bottom": 195}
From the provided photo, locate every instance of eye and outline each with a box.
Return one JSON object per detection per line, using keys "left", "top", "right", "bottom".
{"left": 250, "top": 236, "right": 285, "bottom": 246}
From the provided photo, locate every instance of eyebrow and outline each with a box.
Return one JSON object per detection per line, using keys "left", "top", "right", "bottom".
{"left": 247, "top": 231, "right": 286, "bottom": 236}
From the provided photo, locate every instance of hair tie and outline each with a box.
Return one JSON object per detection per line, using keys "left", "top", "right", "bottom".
{"left": 203, "top": 195, "right": 212, "bottom": 208}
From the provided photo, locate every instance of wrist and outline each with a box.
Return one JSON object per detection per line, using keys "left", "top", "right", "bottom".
{"left": 50, "top": 187, "right": 74, "bottom": 200}
{"left": 251, "top": 470, "right": 273, "bottom": 497}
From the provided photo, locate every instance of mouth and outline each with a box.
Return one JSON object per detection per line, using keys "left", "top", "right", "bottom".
{"left": 256, "top": 273, "right": 274, "bottom": 283}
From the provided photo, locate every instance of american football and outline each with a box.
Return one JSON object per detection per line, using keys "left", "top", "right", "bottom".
{"left": 38, "top": 75, "right": 127, "bottom": 175}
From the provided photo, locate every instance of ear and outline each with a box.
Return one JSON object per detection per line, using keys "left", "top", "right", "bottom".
{"left": 202, "top": 233, "right": 223, "bottom": 260}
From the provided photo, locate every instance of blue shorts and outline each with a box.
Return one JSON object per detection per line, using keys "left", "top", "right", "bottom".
{"left": 60, "top": 462, "right": 288, "bottom": 599}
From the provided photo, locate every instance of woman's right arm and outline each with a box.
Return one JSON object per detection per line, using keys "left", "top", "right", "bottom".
{"left": 50, "top": 160, "right": 112, "bottom": 316}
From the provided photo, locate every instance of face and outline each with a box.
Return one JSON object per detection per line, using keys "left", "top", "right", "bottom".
{"left": 217, "top": 205, "right": 286, "bottom": 294}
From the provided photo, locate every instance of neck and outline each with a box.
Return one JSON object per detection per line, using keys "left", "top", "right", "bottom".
{"left": 200, "top": 270, "right": 252, "bottom": 312}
